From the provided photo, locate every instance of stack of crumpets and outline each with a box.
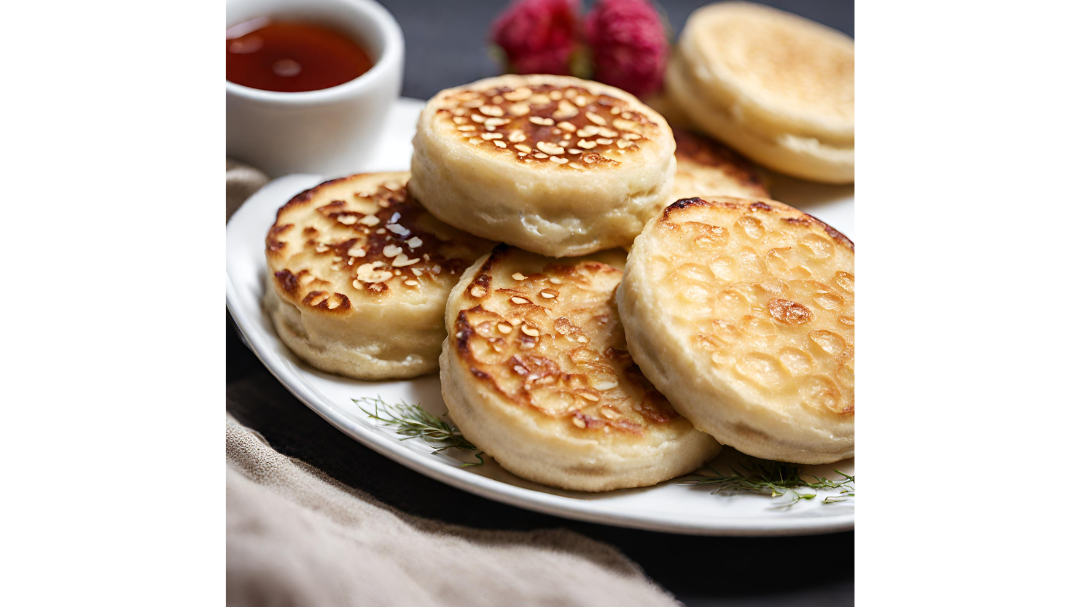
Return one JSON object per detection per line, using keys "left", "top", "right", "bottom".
{"left": 263, "top": 61, "right": 854, "bottom": 492}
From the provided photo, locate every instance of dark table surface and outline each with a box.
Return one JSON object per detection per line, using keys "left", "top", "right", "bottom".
{"left": 228, "top": 2, "right": 854, "bottom": 605}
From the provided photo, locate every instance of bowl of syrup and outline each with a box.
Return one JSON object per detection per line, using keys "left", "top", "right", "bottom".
{"left": 226, "top": 0, "right": 403, "bottom": 177}
{"left": 227, "top": 19, "right": 375, "bottom": 93}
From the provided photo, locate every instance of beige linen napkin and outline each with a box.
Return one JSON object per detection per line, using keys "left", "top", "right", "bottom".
{"left": 226, "top": 415, "right": 678, "bottom": 607}
{"left": 227, "top": 160, "right": 269, "bottom": 221}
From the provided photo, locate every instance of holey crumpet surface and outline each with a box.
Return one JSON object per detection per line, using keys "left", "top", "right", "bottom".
{"left": 410, "top": 75, "right": 676, "bottom": 257}
{"left": 264, "top": 172, "right": 492, "bottom": 380}
{"left": 441, "top": 246, "right": 720, "bottom": 492}
{"left": 617, "top": 197, "right": 854, "bottom": 464}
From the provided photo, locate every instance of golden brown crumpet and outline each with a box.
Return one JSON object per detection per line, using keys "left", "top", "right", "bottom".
{"left": 666, "top": 3, "right": 854, "bottom": 183}
{"left": 264, "top": 172, "right": 493, "bottom": 380}
{"left": 410, "top": 74, "right": 676, "bottom": 257}
{"left": 671, "top": 127, "right": 769, "bottom": 202}
{"left": 617, "top": 197, "right": 853, "bottom": 464}
{"left": 441, "top": 246, "right": 720, "bottom": 491}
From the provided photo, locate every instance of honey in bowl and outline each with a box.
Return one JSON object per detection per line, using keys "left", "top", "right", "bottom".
{"left": 226, "top": 18, "right": 374, "bottom": 92}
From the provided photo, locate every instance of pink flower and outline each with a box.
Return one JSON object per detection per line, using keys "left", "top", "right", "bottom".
{"left": 491, "top": 0, "right": 580, "bottom": 75}
{"left": 585, "top": 0, "right": 668, "bottom": 98}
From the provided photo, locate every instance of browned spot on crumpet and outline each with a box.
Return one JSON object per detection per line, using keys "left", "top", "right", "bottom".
{"left": 301, "top": 290, "right": 351, "bottom": 312}
{"left": 768, "top": 298, "right": 814, "bottom": 324}
{"left": 274, "top": 269, "right": 299, "bottom": 294}
{"left": 455, "top": 309, "right": 475, "bottom": 354}
{"left": 662, "top": 197, "right": 706, "bottom": 219}
{"left": 639, "top": 392, "right": 679, "bottom": 423}
{"left": 662, "top": 196, "right": 747, "bottom": 221}
{"left": 266, "top": 223, "right": 293, "bottom": 253}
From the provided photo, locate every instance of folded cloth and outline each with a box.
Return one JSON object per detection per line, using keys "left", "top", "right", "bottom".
{"left": 226, "top": 160, "right": 269, "bottom": 221}
{"left": 226, "top": 415, "right": 679, "bottom": 607}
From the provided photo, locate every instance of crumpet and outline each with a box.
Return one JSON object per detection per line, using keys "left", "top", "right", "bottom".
{"left": 671, "top": 127, "right": 769, "bottom": 202}
{"left": 617, "top": 197, "right": 853, "bottom": 463}
{"left": 264, "top": 172, "right": 492, "bottom": 380}
{"left": 411, "top": 75, "right": 676, "bottom": 257}
{"left": 666, "top": 3, "right": 854, "bottom": 183}
{"left": 441, "top": 245, "right": 720, "bottom": 491}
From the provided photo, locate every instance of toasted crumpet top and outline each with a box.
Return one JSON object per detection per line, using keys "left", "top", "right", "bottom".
{"left": 431, "top": 75, "right": 669, "bottom": 171}
{"left": 645, "top": 197, "right": 853, "bottom": 418}
{"left": 671, "top": 127, "right": 769, "bottom": 200}
{"left": 266, "top": 173, "right": 492, "bottom": 313}
{"left": 681, "top": 2, "right": 854, "bottom": 141}
{"left": 450, "top": 246, "right": 688, "bottom": 437}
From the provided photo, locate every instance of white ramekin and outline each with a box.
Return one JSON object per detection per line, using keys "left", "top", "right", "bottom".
{"left": 226, "top": 0, "right": 404, "bottom": 177}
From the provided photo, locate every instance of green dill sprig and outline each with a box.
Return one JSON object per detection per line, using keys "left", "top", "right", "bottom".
{"left": 681, "top": 458, "right": 854, "bottom": 509}
{"left": 353, "top": 396, "right": 484, "bottom": 466}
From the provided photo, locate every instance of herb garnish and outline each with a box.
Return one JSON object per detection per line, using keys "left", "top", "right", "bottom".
{"left": 681, "top": 458, "right": 854, "bottom": 509}
{"left": 353, "top": 396, "right": 484, "bottom": 466}
{"left": 352, "top": 396, "right": 855, "bottom": 503}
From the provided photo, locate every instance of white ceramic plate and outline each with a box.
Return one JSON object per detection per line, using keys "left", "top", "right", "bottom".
{"left": 227, "top": 98, "right": 855, "bottom": 536}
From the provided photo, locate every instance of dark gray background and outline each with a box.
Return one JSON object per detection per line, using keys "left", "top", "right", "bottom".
{"left": 228, "top": 2, "right": 854, "bottom": 605}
